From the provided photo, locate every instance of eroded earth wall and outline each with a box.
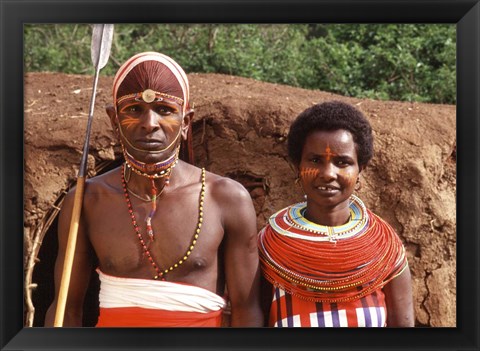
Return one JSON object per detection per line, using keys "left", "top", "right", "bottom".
{"left": 24, "top": 72, "right": 456, "bottom": 327}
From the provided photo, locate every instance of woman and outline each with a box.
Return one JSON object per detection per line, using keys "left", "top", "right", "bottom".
{"left": 258, "top": 101, "right": 414, "bottom": 327}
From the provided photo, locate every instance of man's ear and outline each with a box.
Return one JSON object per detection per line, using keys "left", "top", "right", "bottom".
{"left": 106, "top": 104, "right": 119, "bottom": 136}
{"left": 181, "top": 109, "right": 194, "bottom": 140}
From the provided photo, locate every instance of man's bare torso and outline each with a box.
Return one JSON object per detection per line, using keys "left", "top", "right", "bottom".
{"left": 81, "top": 163, "right": 226, "bottom": 295}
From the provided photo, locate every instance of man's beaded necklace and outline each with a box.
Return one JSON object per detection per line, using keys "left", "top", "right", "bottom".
{"left": 121, "top": 166, "right": 206, "bottom": 280}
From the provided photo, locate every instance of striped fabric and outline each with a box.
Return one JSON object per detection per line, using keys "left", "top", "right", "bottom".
{"left": 269, "top": 286, "right": 387, "bottom": 327}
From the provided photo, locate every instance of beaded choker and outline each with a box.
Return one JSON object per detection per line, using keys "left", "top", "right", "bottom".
{"left": 121, "top": 166, "right": 206, "bottom": 280}
{"left": 269, "top": 195, "right": 369, "bottom": 242}
{"left": 123, "top": 146, "right": 179, "bottom": 180}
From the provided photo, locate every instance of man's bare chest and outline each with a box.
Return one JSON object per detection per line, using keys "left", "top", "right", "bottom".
{"left": 84, "top": 192, "right": 224, "bottom": 280}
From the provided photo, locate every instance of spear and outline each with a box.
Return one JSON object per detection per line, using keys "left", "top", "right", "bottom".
{"left": 53, "top": 24, "right": 114, "bottom": 327}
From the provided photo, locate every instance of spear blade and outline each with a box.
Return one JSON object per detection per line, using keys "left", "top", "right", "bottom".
{"left": 78, "top": 24, "right": 114, "bottom": 178}
{"left": 91, "top": 24, "right": 114, "bottom": 69}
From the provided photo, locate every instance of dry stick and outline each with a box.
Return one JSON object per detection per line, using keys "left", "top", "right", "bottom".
{"left": 53, "top": 24, "right": 113, "bottom": 327}
{"left": 24, "top": 194, "right": 64, "bottom": 326}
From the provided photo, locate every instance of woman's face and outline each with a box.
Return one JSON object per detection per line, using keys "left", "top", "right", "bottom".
{"left": 298, "top": 129, "right": 360, "bottom": 213}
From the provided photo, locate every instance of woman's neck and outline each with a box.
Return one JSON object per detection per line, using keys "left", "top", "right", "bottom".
{"left": 303, "top": 201, "right": 351, "bottom": 227}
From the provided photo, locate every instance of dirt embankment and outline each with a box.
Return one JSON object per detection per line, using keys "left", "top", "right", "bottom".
{"left": 24, "top": 72, "right": 456, "bottom": 327}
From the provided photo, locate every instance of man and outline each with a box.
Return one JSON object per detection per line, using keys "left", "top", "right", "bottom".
{"left": 45, "top": 52, "right": 263, "bottom": 327}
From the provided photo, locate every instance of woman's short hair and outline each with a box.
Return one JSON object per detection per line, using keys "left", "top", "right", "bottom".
{"left": 287, "top": 100, "right": 374, "bottom": 168}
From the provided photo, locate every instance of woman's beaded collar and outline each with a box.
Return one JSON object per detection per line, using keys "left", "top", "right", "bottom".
{"left": 268, "top": 195, "right": 369, "bottom": 242}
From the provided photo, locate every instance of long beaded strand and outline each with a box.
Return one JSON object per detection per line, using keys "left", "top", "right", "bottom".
{"left": 145, "top": 179, "right": 157, "bottom": 242}
{"left": 121, "top": 166, "right": 206, "bottom": 280}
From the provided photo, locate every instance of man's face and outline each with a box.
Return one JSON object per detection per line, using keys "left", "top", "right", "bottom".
{"left": 115, "top": 96, "right": 184, "bottom": 163}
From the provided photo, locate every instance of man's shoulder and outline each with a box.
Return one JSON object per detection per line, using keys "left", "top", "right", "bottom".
{"left": 86, "top": 166, "right": 120, "bottom": 187}
{"left": 64, "top": 166, "right": 120, "bottom": 199}
{"left": 206, "top": 170, "right": 246, "bottom": 192}
{"left": 205, "top": 170, "right": 251, "bottom": 203}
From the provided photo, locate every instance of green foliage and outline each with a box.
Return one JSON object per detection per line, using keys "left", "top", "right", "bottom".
{"left": 24, "top": 25, "right": 93, "bottom": 74}
{"left": 306, "top": 24, "right": 456, "bottom": 103}
{"left": 24, "top": 24, "right": 456, "bottom": 104}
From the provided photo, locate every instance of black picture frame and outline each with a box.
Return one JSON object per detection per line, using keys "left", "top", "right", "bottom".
{"left": 1, "top": 0, "right": 479, "bottom": 350}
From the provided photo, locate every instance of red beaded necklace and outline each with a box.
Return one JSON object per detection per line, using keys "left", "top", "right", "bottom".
{"left": 121, "top": 166, "right": 206, "bottom": 280}
{"left": 258, "top": 207, "right": 407, "bottom": 302}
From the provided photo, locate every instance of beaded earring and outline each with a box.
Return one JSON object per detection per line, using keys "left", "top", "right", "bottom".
{"left": 296, "top": 174, "right": 307, "bottom": 198}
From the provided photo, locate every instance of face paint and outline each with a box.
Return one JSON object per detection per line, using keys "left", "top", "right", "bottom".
{"left": 324, "top": 144, "right": 336, "bottom": 162}
{"left": 299, "top": 129, "right": 360, "bottom": 211}
{"left": 338, "top": 169, "right": 357, "bottom": 188}
{"left": 158, "top": 115, "right": 181, "bottom": 134}
{"left": 120, "top": 116, "right": 141, "bottom": 130}
{"left": 115, "top": 94, "right": 184, "bottom": 155}
{"left": 299, "top": 167, "right": 320, "bottom": 182}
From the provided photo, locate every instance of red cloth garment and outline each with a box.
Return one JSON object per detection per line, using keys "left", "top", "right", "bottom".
{"left": 97, "top": 307, "right": 223, "bottom": 327}
{"left": 95, "top": 269, "right": 226, "bottom": 327}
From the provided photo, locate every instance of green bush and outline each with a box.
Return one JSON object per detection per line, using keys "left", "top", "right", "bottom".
{"left": 24, "top": 24, "right": 456, "bottom": 104}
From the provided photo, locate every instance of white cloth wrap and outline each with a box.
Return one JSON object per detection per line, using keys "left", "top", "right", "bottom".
{"left": 97, "top": 269, "right": 226, "bottom": 313}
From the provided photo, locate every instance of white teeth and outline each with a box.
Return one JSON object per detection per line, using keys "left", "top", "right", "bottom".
{"left": 318, "top": 186, "right": 336, "bottom": 190}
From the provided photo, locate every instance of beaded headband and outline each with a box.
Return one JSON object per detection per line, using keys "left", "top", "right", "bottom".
{"left": 116, "top": 89, "right": 184, "bottom": 106}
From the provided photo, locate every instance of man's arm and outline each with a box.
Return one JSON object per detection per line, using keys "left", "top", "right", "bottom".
{"left": 215, "top": 178, "right": 264, "bottom": 327}
{"left": 383, "top": 265, "right": 415, "bottom": 327}
{"left": 44, "top": 187, "right": 93, "bottom": 327}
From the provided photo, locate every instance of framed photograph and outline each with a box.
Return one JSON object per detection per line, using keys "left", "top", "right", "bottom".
{"left": 1, "top": 1, "right": 479, "bottom": 350}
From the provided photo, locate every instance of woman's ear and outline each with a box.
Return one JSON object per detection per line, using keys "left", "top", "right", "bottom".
{"left": 359, "top": 163, "right": 367, "bottom": 173}
{"left": 288, "top": 162, "right": 301, "bottom": 182}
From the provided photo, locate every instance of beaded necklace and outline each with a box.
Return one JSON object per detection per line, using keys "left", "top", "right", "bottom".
{"left": 126, "top": 183, "right": 166, "bottom": 202}
{"left": 121, "top": 166, "right": 206, "bottom": 280}
{"left": 258, "top": 196, "right": 407, "bottom": 303}
{"left": 121, "top": 145, "right": 180, "bottom": 242}
{"left": 123, "top": 146, "right": 179, "bottom": 179}
{"left": 270, "top": 195, "right": 369, "bottom": 242}
{"left": 123, "top": 163, "right": 167, "bottom": 202}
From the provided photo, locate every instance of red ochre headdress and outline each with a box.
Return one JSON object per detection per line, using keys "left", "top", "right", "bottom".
{"left": 113, "top": 52, "right": 194, "bottom": 163}
{"left": 113, "top": 52, "right": 190, "bottom": 116}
